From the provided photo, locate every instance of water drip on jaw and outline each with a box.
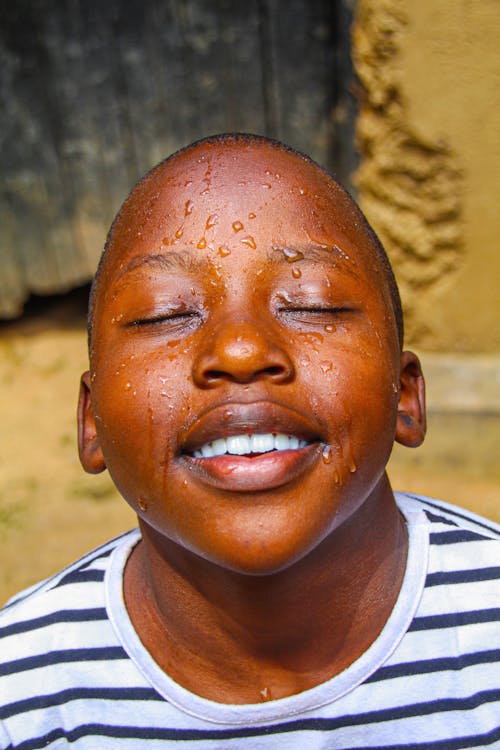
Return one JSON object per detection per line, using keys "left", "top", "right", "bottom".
{"left": 137, "top": 498, "right": 148, "bottom": 511}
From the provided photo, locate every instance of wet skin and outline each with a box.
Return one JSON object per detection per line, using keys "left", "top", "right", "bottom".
{"left": 79, "top": 139, "right": 426, "bottom": 702}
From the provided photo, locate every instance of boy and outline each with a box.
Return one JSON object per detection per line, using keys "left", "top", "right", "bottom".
{"left": 0, "top": 134, "right": 498, "bottom": 748}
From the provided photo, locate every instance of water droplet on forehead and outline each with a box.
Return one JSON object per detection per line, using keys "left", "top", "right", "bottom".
{"left": 248, "top": 212, "right": 256, "bottom": 219}
{"left": 276, "top": 246, "right": 304, "bottom": 263}
{"left": 241, "top": 235, "right": 256, "bottom": 249}
{"left": 175, "top": 226, "right": 184, "bottom": 239}
{"left": 197, "top": 237, "right": 207, "bottom": 249}
{"left": 291, "top": 266, "right": 301, "bottom": 278}
{"left": 232, "top": 221, "right": 244, "bottom": 233}
{"left": 184, "top": 199, "right": 194, "bottom": 216}
{"left": 218, "top": 245, "right": 231, "bottom": 257}
{"left": 324, "top": 324, "right": 335, "bottom": 333}
{"left": 205, "top": 213, "right": 218, "bottom": 229}
{"left": 124, "top": 382, "right": 131, "bottom": 391}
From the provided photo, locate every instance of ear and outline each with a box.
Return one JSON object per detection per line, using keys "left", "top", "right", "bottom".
{"left": 395, "top": 351, "right": 426, "bottom": 448}
{"left": 78, "top": 371, "right": 106, "bottom": 474}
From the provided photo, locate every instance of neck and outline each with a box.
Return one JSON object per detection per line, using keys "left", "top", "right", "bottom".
{"left": 124, "top": 475, "right": 407, "bottom": 703}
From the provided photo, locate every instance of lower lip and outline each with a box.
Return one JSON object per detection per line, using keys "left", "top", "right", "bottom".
{"left": 182, "top": 445, "right": 319, "bottom": 493}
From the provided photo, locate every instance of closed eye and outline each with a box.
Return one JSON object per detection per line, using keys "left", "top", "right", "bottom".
{"left": 126, "top": 310, "right": 203, "bottom": 333}
{"left": 278, "top": 306, "right": 353, "bottom": 324}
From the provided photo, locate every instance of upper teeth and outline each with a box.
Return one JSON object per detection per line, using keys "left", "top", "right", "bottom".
{"left": 193, "top": 433, "right": 308, "bottom": 458}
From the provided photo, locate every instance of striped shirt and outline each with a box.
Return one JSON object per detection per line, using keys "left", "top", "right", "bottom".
{"left": 0, "top": 493, "right": 499, "bottom": 749}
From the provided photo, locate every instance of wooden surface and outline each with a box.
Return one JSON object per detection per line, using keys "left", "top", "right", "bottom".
{"left": 0, "top": 0, "right": 357, "bottom": 317}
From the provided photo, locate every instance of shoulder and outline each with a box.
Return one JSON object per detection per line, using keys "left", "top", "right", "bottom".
{"left": 396, "top": 491, "right": 499, "bottom": 540}
{"left": 397, "top": 491, "right": 499, "bottom": 621}
{"left": 0, "top": 529, "right": 139, "bottom": 651}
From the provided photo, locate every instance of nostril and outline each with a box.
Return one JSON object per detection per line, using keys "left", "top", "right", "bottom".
{"left": 267, "top": 365, "right": 287, "bottom": 379}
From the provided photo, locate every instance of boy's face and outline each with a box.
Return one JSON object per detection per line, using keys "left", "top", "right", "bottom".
{"left": 80, "top": 140, "right": 424, "bottom": 575}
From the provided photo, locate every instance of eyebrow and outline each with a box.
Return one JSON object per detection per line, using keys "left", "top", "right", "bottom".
{"left": 112, "top": 250, "right": 203, "bottom": 283}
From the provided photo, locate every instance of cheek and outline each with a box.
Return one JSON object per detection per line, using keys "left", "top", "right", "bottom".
{"left": 91, "top": 344, "right": 194, "bottom": 477}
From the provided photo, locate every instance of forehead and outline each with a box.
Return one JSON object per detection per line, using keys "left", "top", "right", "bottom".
{"left": 105, "top": 141, "right": 375, "bottom": 264}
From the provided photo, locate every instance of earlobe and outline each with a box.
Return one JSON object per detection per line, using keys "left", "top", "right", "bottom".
{"left": 395, "top": 351, "right": 427, "bottom": 448}
{"left": 78, "top": 371, "right": 107, "bottom": 474}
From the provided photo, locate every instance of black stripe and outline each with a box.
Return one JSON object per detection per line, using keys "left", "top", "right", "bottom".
{"left": 424, "top": 510, "right": 459, "bottom": 527}
{"left": 1, "top": 543, "right": 119, "bottom": 611}
{"left": 410, "top": 495, "right": 500, "bottom": 537}
{"left": 0, "top": 608, "right": 107, "bottom": 638}
{"left": 55, "top": 569, "right": 105, "bottom": 587}
{"left": 0, "top": 687, "right": 162, "bottom": 720}
{"left": 409, "top": 608, "right": 500, "bottom": 631}
{"left": 12, "top": 690, "right": 500, "bottom": 748}
{"left": 0, "top": 646, "right": 127, "bottom": 676}
{"left": 430, "top": 529, "right": 490, "bottom": 545}
{"left": 366, "top": 649, "right": 500, "bottom": 683}
{"left": 426, "top": 566, "right": 500, "bottom": 587}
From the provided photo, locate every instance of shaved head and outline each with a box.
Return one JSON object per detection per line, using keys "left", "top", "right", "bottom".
{"left": 88, "top": 133, "right": 403, "bottom": 349}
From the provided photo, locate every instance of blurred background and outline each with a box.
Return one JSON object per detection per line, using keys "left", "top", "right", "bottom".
{"left": 1, "top": 0, "right": 498, "bottom": 602}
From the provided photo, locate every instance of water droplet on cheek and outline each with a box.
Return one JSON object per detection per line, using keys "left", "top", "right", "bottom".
{"left": 218, "top": 245, "right": 231, "bottom": 257}
{"left": 197, "top": 237, "right": 207, "bottom": 249}
{"left": 324, "top": 324, "right": 336, "bottom": 333}
{"left": 291, "top": 266, "right": 301, "bottom": 279}
{"left": 248, "top": 212, "right": 256, "bottom": 219}
{"left": 137, "top": 498, "right": 148, "bottom": 511}
{"left": 124, "top": 382, "right": 131, "bottom": 391}
{"left": 322, "top": 445, "right": 333, "bottom": 464}
{"left": 232, "top": 221, "right": 244, "bottom": 233}
{"left": 175, "top": 226, "right": 184, "bottom": 239}
{"left": 184, "top": 199, "right": 194, "bottom": 216}
{"left": 223, "top": 408, "right": 233, "bottom": 422}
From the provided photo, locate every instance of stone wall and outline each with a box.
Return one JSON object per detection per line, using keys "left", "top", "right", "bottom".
{"left": 352, "top": 0, "right": 499, "bottom": 353}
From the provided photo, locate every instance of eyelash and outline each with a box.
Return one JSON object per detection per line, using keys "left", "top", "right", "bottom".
{"left": 127, "top": 311, "right": 202, "bottom": 330}
{"left": 277, "top": 306, "right": 351, "bottom": 322}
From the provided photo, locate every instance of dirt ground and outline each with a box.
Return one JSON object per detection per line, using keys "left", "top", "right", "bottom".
{"left": 0, "top": 308, "right": 498, "bottom": 605}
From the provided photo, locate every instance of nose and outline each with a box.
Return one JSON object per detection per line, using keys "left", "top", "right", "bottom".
{"left": 192, "top": 320, "right": 294, "bottom": 388}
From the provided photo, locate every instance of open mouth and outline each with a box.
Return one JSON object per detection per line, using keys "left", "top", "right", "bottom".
{"left": 180, "top": 402, "right": 322, "bottom": 492}
{"left": 192, "top": 433, "right": 309, "bottom": 458}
